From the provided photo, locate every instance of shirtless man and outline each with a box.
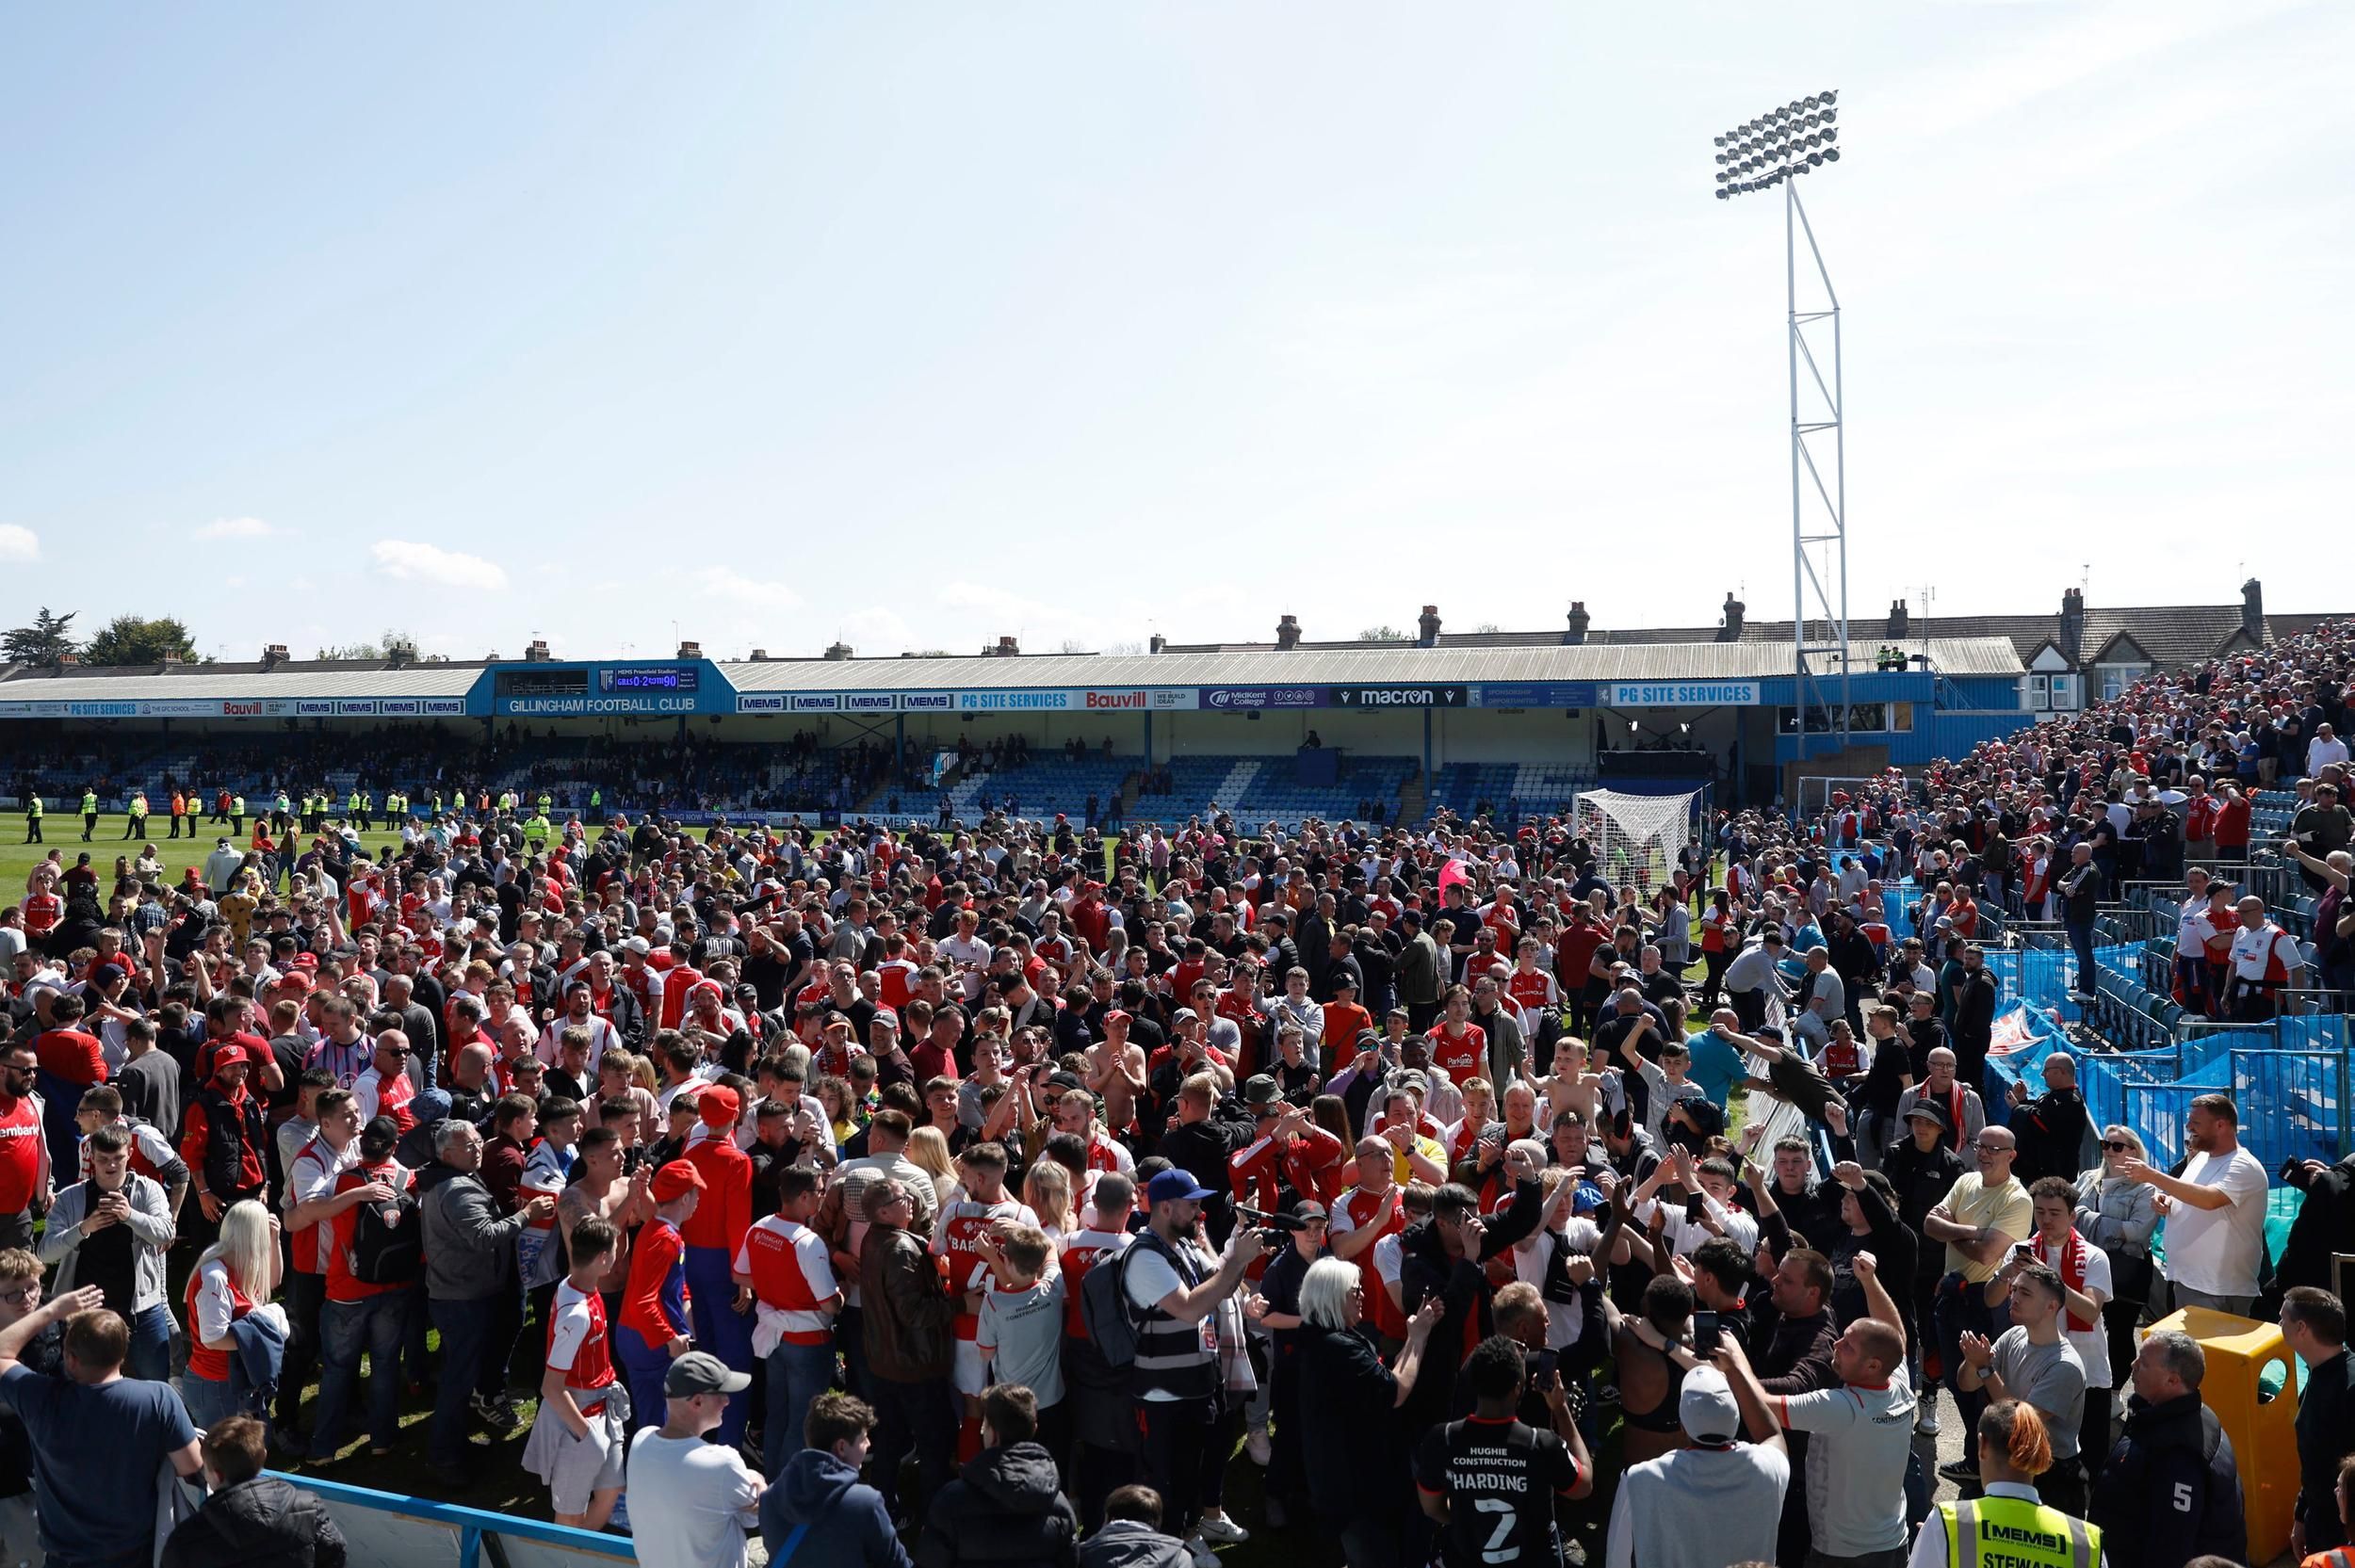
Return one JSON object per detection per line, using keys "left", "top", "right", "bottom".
{"left": 1084, "top": 1010, "right": 1149, "bottom": 1134}
{"left": 557, "top": 1125, "right": 654, "bottom": 1301}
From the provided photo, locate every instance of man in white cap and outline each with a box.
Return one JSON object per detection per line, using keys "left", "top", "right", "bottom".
{"left": 1603, "top": 1357, "right": 1789, "bottom": 1568}
{"left": 625, "top": 1350, "right": 762, "bottom": 1568}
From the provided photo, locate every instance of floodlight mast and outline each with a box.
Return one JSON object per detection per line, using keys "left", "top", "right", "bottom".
{"left": 1715, "top": 91, "right": 1848, "bottom": 760}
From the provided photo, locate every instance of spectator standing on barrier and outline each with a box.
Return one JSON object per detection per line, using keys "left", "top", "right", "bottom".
{"left": 160, "top": 1414, "right": 348, "bottom": 1568}
{"left": 2074, "top": 1125, "right": 2161, "bottom": 1410}
{"left": 2119, "top": 1092, "right": 2268, "bottom": 1316}
{"left": 2284, "top": 1286, "right": 2355, "bottom": 1560}
{"left": 625, "top": 1351, "right": 764, "bottom": 1568}
{"left": 2056, "top": 844, "right": 2104, "bottom": 1003}
{"left": 2087, "top": 1330, "right": 2245, "bottom": 1568}
{"left": 0, "top": 1284, "right": 205, "bottom": 1568}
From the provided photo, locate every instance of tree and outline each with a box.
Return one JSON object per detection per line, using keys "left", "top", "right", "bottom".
{"left": 82, "top": 614, "right": 198, "bottom": 666}
{"left": 1356, "top": 624, "right": 1406, "bottom": 641}
{"left": 316, "top": 629, "right": 416, "bottom": 661}
{"left": 1, "top": 607, "right": 78, "bottom": 666}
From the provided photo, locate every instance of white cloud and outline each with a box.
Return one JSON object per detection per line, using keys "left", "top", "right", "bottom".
{"left": 195, "top": 516, "right": 273, "bottom": 541}
{"left": 0, "top": 525, "right": 38, "bottom": 562}
{"left": 370, "top": 539, "right": 510, "bottom": 592}
{"left": 675, "top": 566, "right": 803, "bottom": 609}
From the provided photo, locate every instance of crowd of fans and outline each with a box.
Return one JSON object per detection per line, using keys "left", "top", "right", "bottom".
{"left": 0, "top": 615, "right": 2349, "bottom": 1568}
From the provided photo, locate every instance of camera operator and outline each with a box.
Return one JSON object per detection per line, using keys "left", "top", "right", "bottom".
{"left": 2264, "top": 1150, "right": 2355, "bottom": 1319}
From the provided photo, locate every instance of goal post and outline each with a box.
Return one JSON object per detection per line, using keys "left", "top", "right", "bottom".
{"left": 1569, "top": 787, "right": 1704, "bottom": 897}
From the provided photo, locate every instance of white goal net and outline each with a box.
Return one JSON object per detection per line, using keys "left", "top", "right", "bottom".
{"left": 1570, "top": 788, "right": 1702, "bottom": 897}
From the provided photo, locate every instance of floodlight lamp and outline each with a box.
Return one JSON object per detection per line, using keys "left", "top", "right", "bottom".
{"left": 1715, "top": 186, "right": 1730, "bottom": 200}
{"left": 1713, "top": 135, "right": 1728, "bottom": 148}
{"left": 1802, "top": 94, "right": 1820, "bottom": 110}
{"left": 1824, "top": 146, "right": 1840, "bottom": 161}
{"left": 1807, "top": 152, "right": 1824, "bottom": 166}
{"left": 1822, "top": 126, "right": 1838, "bottom": 141}
{"left": 1821, "top": 89, "right": 1837, "bottom": 105}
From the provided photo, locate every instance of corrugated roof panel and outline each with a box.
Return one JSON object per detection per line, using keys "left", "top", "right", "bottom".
{"left": 720, "top": 637, "right": 2022, "bottom": 691}
{"left": 0, "top": 667, "right": 482, "bottom": 701}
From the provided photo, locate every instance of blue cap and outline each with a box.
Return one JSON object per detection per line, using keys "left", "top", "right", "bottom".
{"left": 1145, "top": 1170, "right": 1216, "bottom": 1205}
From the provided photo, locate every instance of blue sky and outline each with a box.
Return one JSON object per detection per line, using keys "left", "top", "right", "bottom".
{"left": 2, "top": 2, "right": 2348, "bottom": 664}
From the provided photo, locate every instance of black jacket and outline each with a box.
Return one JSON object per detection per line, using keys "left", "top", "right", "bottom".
{"left": 2264, "top": 1156, "right": 2355, "bottom": 1317}
{"left": 161, "top": 1478, "right": 348, "bottom": 1568}
{"left": 1398, "top": 1177, "right": 1543, "bottom": 1423}
{"left": 2088, "top": 1390, "right": 2245, "bottom": 1568}
{"left": 914, "top": 1442, "right": 1079, "bottom": 1568}
{"left": 2009, "top": 1087, "right": 2090, "bottom": 1187}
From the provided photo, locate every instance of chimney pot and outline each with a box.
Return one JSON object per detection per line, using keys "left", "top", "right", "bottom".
{"left": 1887, "top": 599, "right": 1909, "bottom": 639}
{"left": 1565, "top": 602, "right": 1591, "bottom": 646}
{"left": 1275, "top": 615, "right": 1300, "bottom": 652}
{"left": 1716, "top": 593, "right": 1746, "bottom": 642}
{"left": 2241, "top": 577, "right": 2265, "bottom": 644}
{"left": 2058, "top": 588, "right": 2087, "bottom": 665}
{"left": 823, "top": 642, "right": 853, "bottom": 661}
{"left": 749, "top": 648, "right": 768, "bottom": 661}
{"left": 676, "top": 640, "right": 702, "bottom": 659}
{"left": 1148, "top": 634, "right": 1166, "bottom": 655}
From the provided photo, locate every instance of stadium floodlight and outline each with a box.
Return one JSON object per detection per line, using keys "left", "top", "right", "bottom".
{"left": 1710, "top": 89, "right": 1851, "bottom": 756}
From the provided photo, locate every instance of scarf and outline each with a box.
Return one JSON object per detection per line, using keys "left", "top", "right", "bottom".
{"left": 2039, "top": 1227, "right": 2095, "bottom": 1334}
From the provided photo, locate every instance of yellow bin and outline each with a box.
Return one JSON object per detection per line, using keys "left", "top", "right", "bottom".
{"left": 2147, "top": 1306, "right": 2298, "bottom": 1564}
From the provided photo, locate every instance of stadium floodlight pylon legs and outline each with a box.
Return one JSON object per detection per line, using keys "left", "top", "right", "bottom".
{"left": 1715, "top": 93, "right": 1849, "bottom": 762}
{"left": 1785, "top": 177, "right": 1850, "bottom": 761}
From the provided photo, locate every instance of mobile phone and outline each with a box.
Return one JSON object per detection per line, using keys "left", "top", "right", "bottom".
{"left": 1691, "top": 1311, "right": 1722, "bottom": 1355}
{"left": 1684, "top": 1191, "right": 1707, "bottom": 1226}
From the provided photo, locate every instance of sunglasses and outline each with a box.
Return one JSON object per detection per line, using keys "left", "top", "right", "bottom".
{"left": 2101, "top": 1140, "right": 2134, "bottom": 1153}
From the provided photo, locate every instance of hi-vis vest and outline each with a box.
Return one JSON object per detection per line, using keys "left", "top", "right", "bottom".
{"left": 1937, "top": 1495, "right": 2102, "bottom": 1568}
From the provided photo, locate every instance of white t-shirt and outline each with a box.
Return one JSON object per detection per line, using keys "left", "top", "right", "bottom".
{"left": 2029, "top": 1236, "right": 2115, "bottom": 1388}
{"left": 624, "top": 1430, "right": 763, "bottom": 1568}
{"left": 1512, "top": 1220, "right": 1601, "bottom": 1350}
{"left": 2161, "top": 1145, "right": 2268, "bottom": 1297}
{"left": 1122, "top": 1237, "right": 1221, "bottom": 1402}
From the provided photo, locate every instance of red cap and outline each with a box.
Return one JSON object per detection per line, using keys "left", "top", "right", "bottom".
{"left": 1103, "top": 1010, "right": 1131, "bottom": 1027}
{"left": 699, "top": 1086, "right": 742, "bottom": 1130}
{"left": 650, "top": 1160, "right": 706, "bottom": 1204}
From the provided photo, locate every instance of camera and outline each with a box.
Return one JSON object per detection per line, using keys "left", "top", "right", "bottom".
{"left": 1233, "top": 1204, "right": 1309, "bottom": 1235}
{"left": 1691, "top": 1310, "right": 1722, "bottom": 1355}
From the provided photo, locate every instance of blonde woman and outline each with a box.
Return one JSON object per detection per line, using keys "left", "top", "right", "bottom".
{"left": 182, "top": 1199, "right": 283, "bottom": 1430}
{"left": 905, "top": 1124, "right": 960, "bottom": 1207}
{"left": 1022, "top": 1159, "right": 1074, "bottom": 1246}
{"left": 2075, "top": 1123, "right": 2160, "bottom": 1391}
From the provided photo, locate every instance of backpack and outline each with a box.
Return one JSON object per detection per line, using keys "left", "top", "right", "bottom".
{"left": 1079, "top": 1239, "right": 1141, "bottom": 1369}
{"left": 349, "top": 1187, "right": 424, "bottom": 1285}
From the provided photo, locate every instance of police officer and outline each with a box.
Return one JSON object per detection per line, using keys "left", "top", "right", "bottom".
{"left": 80, "top": 785, "right": 98, "bottom": 840}
{"left": 1912, "top": 1399, "right": 2103, "bottom": 1568}
{"left": 23, "top": 793, "right": 42, "bottom": 844}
